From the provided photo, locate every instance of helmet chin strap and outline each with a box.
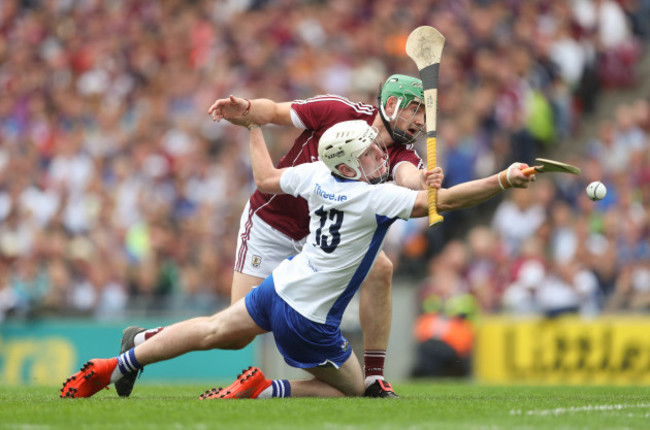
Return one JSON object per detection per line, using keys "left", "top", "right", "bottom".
{"left": 367, "top": 172, "right": 389, "bottom": 184}
{"left": 377, "top": 95, "right": 416, "bottom": 145}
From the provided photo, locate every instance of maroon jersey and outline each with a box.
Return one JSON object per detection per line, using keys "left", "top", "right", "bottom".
{"left": 249, "top": 95, "right": 423, "bottom": 240}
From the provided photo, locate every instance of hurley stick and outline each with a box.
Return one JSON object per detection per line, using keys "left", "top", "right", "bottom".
{"left": 406, "top": 26, "right": 445, "bottom": 226}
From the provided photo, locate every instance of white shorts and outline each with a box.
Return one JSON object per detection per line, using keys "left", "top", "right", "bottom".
{"left": 234, "top": 201, "right": 306, "bottom": 277}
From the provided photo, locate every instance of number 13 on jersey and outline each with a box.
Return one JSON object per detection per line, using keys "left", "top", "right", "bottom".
{"left": 314, "top": 207, "right": 344, "bottom": 254}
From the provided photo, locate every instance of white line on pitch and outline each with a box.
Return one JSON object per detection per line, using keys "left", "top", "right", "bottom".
{"left": 509, "top": 403, "right": 650, "bottom": 416}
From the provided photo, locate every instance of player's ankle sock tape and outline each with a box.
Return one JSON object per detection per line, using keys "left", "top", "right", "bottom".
{"left": 272, "top": 380, "right": 291, "bottom": 398}
{"left": 117, "top": 348, "right": 142, "bottom": 375}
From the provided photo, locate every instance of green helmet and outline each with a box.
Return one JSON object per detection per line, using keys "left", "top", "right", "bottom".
{"left": 378, "top": 74, "right": 425, "bottom": 145}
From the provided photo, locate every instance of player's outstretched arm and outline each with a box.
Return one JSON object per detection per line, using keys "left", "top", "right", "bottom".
{"left": 248, "top": 127, "right": 287, "bottom": 194}
{"left": 208, "top": 95, "right": 293, "bottom": 126}
{"left": 436, "top": 162, "right": 534, "bottom": 212}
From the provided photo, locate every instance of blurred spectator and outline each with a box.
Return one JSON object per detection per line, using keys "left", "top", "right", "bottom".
{"left": 538, "top": 260, "right": 600, "bottom": 317}
{"left": 573, "top": 0, "right": 642, "bottom": 87}
{"left": 465, "top": 226, "right": 505, "bottom": 313}
{"left": 501, "top": 239, "right": 601, "bottom": 317}
{"left": 588, "top": 119, "right": 631, "bottom": 175}
{"left": 502, "top": 257, "right": 546, "bottom": 315}
{"left": 491, "top": 188, "right": 547, "bottom": 257}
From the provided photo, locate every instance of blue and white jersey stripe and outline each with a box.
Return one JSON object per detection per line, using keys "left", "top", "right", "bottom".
{"left": 326, "top": 214, "right": 396, "bottom": 325}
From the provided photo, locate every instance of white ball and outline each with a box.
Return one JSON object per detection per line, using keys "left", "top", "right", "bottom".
{"left": 586, "top": 181, "right": 607, "bottom": 201}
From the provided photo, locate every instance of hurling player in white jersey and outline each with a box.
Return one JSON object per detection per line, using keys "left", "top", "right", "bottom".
{"left": 60, "top": 120, "right": 534, "bottom": 400}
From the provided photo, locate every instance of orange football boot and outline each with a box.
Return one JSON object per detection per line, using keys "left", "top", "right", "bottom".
{"left": 199, "top": 366, "right": 271, "bottom": 399}
{"left": 60, "top": 358, "right": 117, "bottom": 399}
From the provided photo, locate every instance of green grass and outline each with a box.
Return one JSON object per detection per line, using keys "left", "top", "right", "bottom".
{"left": 1, "top": 383, "right": 648, "bottom": 430}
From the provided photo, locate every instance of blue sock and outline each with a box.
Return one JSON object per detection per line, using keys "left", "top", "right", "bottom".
{"left": 117, "top": 348, "right": 142, "bottom": 376}
{"left": 271, "top": 379, "right": 291, "bottom": 398}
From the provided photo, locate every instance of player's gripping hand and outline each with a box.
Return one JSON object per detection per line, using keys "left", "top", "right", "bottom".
{"left": 499, "top": 162, "right": 535, "bottom": 189}
{"left": 208, "top": 95, "right": 249, "bottom": 122}
{"left": 423, "top": 167, "right": 444, "bottom": 190}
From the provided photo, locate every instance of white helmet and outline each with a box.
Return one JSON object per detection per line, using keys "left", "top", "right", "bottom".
{"left": 318, "top": 120, "right": 380, "bottom": 180}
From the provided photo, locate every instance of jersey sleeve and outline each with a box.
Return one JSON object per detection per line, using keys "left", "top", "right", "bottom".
{"left": 370, "top": 183, "right": 419, "bottom": 220}
{"left": 290, "top": 95, "right": 376, "bottom": 132}
{"left": 280, "top": 163, "right": 317, "bottom": 197}
{"left": 387, "top": 144, "right": 424, "bottom": 178}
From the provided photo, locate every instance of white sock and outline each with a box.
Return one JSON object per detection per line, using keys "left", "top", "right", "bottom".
{"left": 132, "top": 327, "right": 165, "bottom": 347}
{"left": 110, "top": 366, "right": 123, "bottom": 383}
{"left": 134, "top": 332, "right": 146, "bottom": 346}
{"left": 257, "top": 385, "right": 274, "bottom": 399}
{"left": 364, "top": 375, "right": 384, "bottom": 389}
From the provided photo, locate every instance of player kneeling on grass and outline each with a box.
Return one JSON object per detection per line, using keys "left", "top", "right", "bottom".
{"left": 60, "top": 120, "right": 533, "bottom": 399}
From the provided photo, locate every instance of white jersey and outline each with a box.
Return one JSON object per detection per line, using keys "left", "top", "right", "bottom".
{"left": 273, "top": 162, "right": 418, "bottom": 325}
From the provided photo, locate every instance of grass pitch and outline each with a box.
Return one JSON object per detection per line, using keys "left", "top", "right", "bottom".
{"left": 1, "top": 382, "right": 648, "bottom": 430}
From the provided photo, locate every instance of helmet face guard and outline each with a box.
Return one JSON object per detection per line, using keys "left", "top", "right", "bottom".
{"left": 378, "top": 74, "right": 425, "bottom": 145}
{"left": 318, "top": 120, "right": 388, "bottom": 183}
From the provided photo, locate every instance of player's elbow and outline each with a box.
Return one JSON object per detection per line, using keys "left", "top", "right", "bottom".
{"left": 254, "top": 177, "right": 273, "bottom": 193}
{"left": 254, "top": 176, "right": 282, "bottom": 195}
{"left": 253, "top": 168, "right": 284, "bottom": 194}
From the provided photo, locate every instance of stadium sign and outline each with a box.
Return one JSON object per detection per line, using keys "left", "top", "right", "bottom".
{"left": 475, "top": 316, "right": 650, "bottom": 385}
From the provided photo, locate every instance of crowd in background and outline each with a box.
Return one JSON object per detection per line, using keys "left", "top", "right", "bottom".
{"left": 0, "top": 0, "right": 649, "bottom": 322}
